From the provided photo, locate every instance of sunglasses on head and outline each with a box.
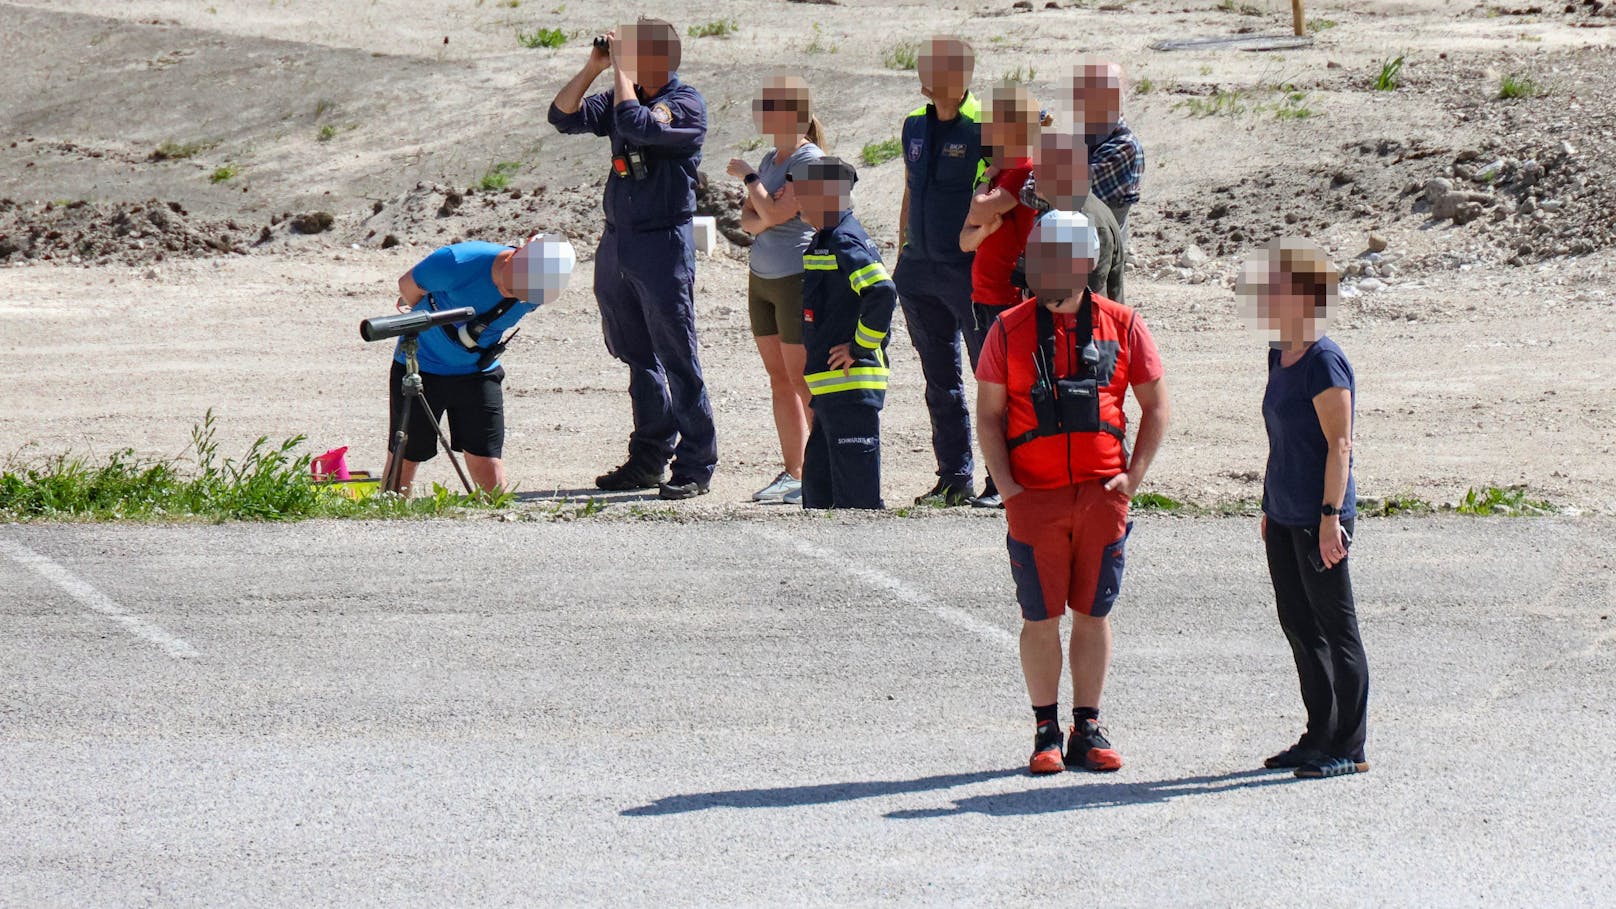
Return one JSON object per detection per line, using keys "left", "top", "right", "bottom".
{"left": 759, "top": 98, "right": 800, "bottom": 112}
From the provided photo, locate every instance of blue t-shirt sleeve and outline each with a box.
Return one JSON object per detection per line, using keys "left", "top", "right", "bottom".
{"left": 411, "top": 246, "right": 457, "bottom": 293}
{"left": 1306, "top": 346, "right": 1354, "bottom": 399}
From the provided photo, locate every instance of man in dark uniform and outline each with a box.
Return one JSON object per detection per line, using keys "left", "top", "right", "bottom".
{"left": 548, "top": 18, "right": 718, "bottom": 500}
{"left": 895, "top": 36, "right": 986, "bottom": 508}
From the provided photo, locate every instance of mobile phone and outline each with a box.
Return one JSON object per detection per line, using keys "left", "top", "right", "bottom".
{"left": 1308, "top": 527, "right": 1353, "bottom": 573}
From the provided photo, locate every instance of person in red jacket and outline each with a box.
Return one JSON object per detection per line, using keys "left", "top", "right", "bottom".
{"left": 959, "top": 83, "right": 1043, "bottom": 508}
{"left": 976, "top": 209, "right": 1171, "bottom": 775}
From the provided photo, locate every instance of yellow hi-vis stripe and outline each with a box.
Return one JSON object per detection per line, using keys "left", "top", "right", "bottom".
{"left": 805, "top": 366, "right": 891, "bottom": 395}
{"left": 854, "top": 321, "right": 886, "bottom": 349}
{"left": 803, "top": 254, "right": 838, "bottom": 271}
{"left": 847, "top": 262, "right": 890, "bottom": 293}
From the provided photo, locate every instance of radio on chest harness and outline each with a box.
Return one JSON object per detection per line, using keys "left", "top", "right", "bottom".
{"left": 1008, "top": 294, "right": 1128, "bottom": 454}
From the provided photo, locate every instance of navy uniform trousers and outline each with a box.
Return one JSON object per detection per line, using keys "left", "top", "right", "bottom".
{"left": 802, "top": 395, "right": 883, "bottom": 510}
{"left": 594, "top": 222, "right": 718, "bottom": 483}
{"left": 895, "top": 255, "right": 983, "bottom": 486}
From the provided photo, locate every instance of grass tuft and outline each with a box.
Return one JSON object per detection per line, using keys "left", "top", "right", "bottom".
{"left": 317, "top": 124, "right": 338, "bottom": 142}
{"left": 1497, "top": 73, "right": 1546, "bottom": 100}
{"left": 1174, "top": 88, "right": 1248, "bottom": 117}
{"left": 1273, "top": 90, "right": 1318, "bottom": 120}
{"left": 883, "top": 42, "right": 919, "bottom": 70}
{"left": 517, "top": 26, "right": 566, "bottom": 48}
{"left": 804, "top": 23, "right": 837, "bottom": 55}
{"left": 208, "top": 164, "right": 238, "bottom": 183}
{"left": 860, "top": 138, "right": 902, "bottom": 167}
{"left": 687, "top": 19, "right": 738, "bottom": 38}
{"left": 0, "top": 412, "right": 514, "bottom": 522}
{"left": 479, "top": 161, "right": 522, "bottom": 191}
{"left": 1372, "top": 55, "right": 1405, "bottom": 92}
{"left": 150, "top": 140, "right": 214, "bottom": 162}
{"left": 1455, "top": 485, "right": 1553, "bottom": 516}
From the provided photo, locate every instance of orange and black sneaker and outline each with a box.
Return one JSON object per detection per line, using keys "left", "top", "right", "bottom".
{"left": 1066, "top": 718, "right": 1123, "bottom": 772}
{"left": 1029, "top": 721, "right": 1066, "bottom": 775}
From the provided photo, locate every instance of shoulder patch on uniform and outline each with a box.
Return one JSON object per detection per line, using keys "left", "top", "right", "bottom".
{"left": 651, "top": 103, "right": 673, "bottom": 124}
{"left": 907, "top": 138, "right": 923, "bottom": 162}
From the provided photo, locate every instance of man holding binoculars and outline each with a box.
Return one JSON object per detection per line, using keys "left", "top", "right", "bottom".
{"left": 974, "top": 210, "right": 1170, "bottom": 776}
{"left": 547, "top": 18, "right": 718, "bottom": 501}
{"left": 376, "top": 234, "right": 574, "bottom": 495}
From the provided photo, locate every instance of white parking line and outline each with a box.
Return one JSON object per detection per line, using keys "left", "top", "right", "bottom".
{"left": 0, "top": 538, "right": 198, "bottom": 659}
{"left": 748, "top": 526, "right": 1016, "bottom": 645}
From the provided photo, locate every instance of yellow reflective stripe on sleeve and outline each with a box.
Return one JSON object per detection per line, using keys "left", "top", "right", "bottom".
{"left": 854, "top": 321, "right": 886, "bottom": 349}
{"left": 803, "top": 254, "right": 838, "bottom": 271}
{"left": 847, "top": 262, "right": 891, "bottom": 293}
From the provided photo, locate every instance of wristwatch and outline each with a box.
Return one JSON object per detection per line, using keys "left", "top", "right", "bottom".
{"left": 1321, "top": 503, "right": 1342, "bottom": 516}
{"left": 744, "top": 172, "right": 760, "bottom": 185}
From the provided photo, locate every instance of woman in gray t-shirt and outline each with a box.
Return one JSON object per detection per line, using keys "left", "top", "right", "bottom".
{"left": 725, "top": 74, "right": 826, "bottom": 505}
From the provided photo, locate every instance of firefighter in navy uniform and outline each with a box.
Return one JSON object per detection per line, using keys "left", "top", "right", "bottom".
{"left": 792, "top": 158, "right": 897, "bottom": 510}
{"left": 895, "top": 36, "right": 989, "bottom": 507}
{"left": 547, "top": 18, "right": 718, "bottom": 500}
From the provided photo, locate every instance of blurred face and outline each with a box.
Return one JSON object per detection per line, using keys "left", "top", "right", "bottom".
{"left": 509, "top": 233, "right": 576, "bottom": 305}
{"left": 919, "top": 38, "right": 973, "bottom": 106}
{"left": 753, "top": 75, "right": 810, "bottom": 138}
{"left": 1024, "top": 236, "right": 1093, "bottom": 308}
{"left": 1237, "top": 242, "right": 1335, "bottom": 349}
{"left": 984, "top": 93, "right": 1037, "bottom": 162}
{"left": 795, "top": 178, "right": 852, "bottom": 230}
{"left": 1070, "top": 62, "right": 1124, "bottom": 138}
{"left": 620, "top": 22, "right": 677, "bottom": 86}
{"left": 1033, "top": 132, "right": 1091, "bottom": 209}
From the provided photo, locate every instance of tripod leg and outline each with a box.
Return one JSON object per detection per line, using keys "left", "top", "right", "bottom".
{"left": 429, "top": 418, "right": 477, "bottom": 496}
{"left": 383, "top": 385, "right": 415, "bottom": 494}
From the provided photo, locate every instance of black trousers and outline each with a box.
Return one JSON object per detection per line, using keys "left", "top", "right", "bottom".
{"left": 802, "top": 396, "right": 883, "bottom": 510}
{"left": 1264, "top": 518, "right": 1369, "bottom": 762}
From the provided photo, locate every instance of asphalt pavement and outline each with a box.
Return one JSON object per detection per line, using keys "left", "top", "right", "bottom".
{"left": 1, "top": 512, "right": 1612, "bottom": 907}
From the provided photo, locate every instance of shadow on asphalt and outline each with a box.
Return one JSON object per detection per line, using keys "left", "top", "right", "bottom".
{"left": 621, "top": 768, "right": 1026, "bottom": 815}
{"left": 884, "top": 768, "right": 1301, "bottom": 818}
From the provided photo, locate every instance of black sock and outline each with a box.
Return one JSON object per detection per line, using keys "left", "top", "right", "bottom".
{"left": 1033, "top": 703, "right": 1059, "bottom": 727}
{"left": 1073, "top": 706, "right": 1100, "bottom": 725}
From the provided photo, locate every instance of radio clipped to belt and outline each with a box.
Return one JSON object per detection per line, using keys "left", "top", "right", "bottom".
{"left": 612, "top": 144, "right": 649, "bottom": 180}
{"left": 1010, "top": 292, "right": 1125, "bottom": 451}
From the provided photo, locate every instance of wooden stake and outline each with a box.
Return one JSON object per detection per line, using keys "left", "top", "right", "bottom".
{"left": 1292, "top": 0, "right": 1306, "bottom": 36}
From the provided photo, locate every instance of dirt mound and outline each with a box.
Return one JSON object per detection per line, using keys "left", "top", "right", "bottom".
{"left": 0, "top": 197, "right": 252, "bottom": 265}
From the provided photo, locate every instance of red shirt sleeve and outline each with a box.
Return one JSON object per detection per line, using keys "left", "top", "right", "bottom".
{"left": 1127, "top": 314, "right": 1164, "bottom": 385}
{"left": 975, "top": 319, "right": 1009, "bottom": 385}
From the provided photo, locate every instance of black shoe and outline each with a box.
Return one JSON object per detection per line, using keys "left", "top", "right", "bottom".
{"left": 970, "top": 492, "right": 1004, "bottom": 509}
{"left": 1295, "top": 755, "right": 1370, "bottom": 779}
{"left": 915, "top": 479, "right": 974, "bottom": 507}
{"left": 1264, "top": 740, "right": 1328, "bottom": 770}
{"left": 595, "top": 461, "right": 665, "bottom": 491}
{"left": 1065, "top": 718, "right": 1123, "bottom": 772}
{"left": 1029, "top": 721, "right": 1066, "bottom": 775}
{"left": 658, "top": 479, "right": 710, "bottom": 500}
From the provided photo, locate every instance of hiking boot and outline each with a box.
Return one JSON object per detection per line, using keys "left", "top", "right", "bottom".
{"left": 1294, "top": 756, "right": 1370, "bottom": 779}
{"left": 1264, "top": 740, "right": 1328, "bottom": 770}
{"left": 753, "top": 471, "right": 801, "bottom": 504}
{"left": 914, "top": 479, "right": 974, "bottom": 507}
{"left": 1066, "top": 718, "right": 1123, "bottom": 772}
{"left": 1029, "top": 721, "right": 1066, "bottom": 775}
{"left": 658, "top": 479, "right": 711, "bottom": 501}
{"left": 595, "top": 461, "right": 665, "bottom": 491}
{"left": 971, "top": 476, "right": 1004, "bottom": 509}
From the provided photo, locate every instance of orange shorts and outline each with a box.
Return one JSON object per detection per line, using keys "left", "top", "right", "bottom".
{"left": 1004, "top": 479, "right": 1133, "bottom": 621}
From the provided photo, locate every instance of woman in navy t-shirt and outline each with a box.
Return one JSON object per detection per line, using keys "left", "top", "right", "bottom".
{"left": 1241, "top": 238, "right": 1370, "bottom": 780}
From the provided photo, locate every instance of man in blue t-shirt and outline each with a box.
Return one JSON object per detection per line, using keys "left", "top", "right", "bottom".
{"left": 548, "top": 17, "right": 718, "bottom": 501}
{"left": 384, "top": 235, "right": 574, "bottom": 495}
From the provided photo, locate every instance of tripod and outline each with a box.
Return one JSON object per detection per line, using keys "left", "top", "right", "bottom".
{"left": 381, "top": 334, "right": 476, "bottom": 496}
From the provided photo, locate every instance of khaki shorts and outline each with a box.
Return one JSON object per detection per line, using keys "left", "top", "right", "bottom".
{"left": 748, "top": 271, "right": 805, "bottom": 345}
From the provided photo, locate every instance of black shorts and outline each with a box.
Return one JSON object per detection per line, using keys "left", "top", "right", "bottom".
{"left": 387, "top": 360, "right": 506, "bottom": 462}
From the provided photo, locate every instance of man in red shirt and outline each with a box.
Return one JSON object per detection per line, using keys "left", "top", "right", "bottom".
{"left": 976, "top": 209, "right": 1171, "bottom": 775}
{"left": 959, "top": 83, "right": 1042, "bottom": 507}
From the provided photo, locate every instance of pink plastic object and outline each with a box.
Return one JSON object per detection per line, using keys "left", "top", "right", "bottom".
{"left": 311, "top": 446, "right": 351, "bottom": 481}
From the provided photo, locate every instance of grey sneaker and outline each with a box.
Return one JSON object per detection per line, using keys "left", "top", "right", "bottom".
{"left": 753, "top": 471, "right": 800, "bottom": 504}
{"left": 782, "top": 484, "right": 803, "bottom": 506}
